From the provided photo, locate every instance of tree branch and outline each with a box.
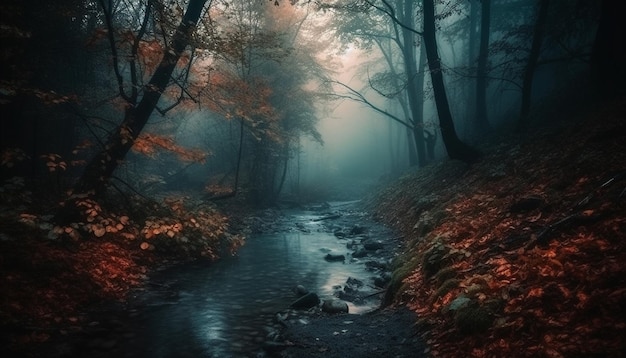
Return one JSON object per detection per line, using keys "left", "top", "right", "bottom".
{"left": 325, "top": 80, "right": 414, "bottom": 129}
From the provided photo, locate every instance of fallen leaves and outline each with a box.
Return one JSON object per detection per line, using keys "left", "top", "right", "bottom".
{"left": 372, "top": 99, "right": 626, "bottom": 357}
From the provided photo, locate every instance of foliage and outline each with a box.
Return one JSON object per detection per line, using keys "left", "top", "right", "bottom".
{"left": 370, "top": 98, "right": 626, "bottom": 357}
{"left": 132, "top": 133, "right": 209, "bottom": 163}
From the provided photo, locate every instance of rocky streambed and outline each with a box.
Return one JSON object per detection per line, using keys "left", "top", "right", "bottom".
{"left": 42, "top": 201, "right": 424, "bottom": 358}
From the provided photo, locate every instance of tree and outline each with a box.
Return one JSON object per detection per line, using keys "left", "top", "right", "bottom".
{"left": 591, "top": 0, "right": 626, "bottom": 98}
{"left": 323, "top": 0, "right": 433, "bottom": 167}
{"left": 397, "top": 0, "right": 428, "bottom": 167}
{"left": 422, "top": 0, "right": 481, "bottom": 163}
{"left": 0, "top": 0, "right": 97, "bottom": 179}
{"left": 70, "top": 0, "right": 210, "bottom": 199}
{"left": 517, "top": 0, "right": 550, "bottom": 131}
{"left": 473, "top": 0, "right": 492, "bottom": 133}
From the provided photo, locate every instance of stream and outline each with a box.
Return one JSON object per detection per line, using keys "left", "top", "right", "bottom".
{"left": 79, "top": 202, "right": 397, "bottom": 358}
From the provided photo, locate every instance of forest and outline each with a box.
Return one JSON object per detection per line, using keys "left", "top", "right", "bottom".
{"left": 1, "top": 0, "right": 625, "bottom": 357}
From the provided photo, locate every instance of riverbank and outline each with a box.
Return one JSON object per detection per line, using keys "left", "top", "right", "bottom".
{"left": 365, "top": 98, "right": 626, "bottom": 357}
{"left": 278, "top": 98, "right": 626, "bottom": 358}
{"left": 2, "top": 97, "right": 625, "bottom": 357}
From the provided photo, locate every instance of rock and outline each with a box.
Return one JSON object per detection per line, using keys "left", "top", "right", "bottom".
{"left": 262, "top": 340, "right": 292, "bottom": 353}
{"left": 363, "top": 241, "right": 384, "bottom": 251}
{"left": 365, "top": 260, "right": 387, "bottom": 270}
{"left": 333, "top": 230, "right": 346, "bottom": 238}
{"left": 321, "top": 299, "right": 349, "bottom": 314}
{"left": 293, "top": 285, "right": 309, "bottom": 297}
{"left": 352, "top": 248, "right": 368, "bottom": 258}
{"left": 373, "top": 273, "right": 392, "bottom": 288}
{"left": 349, "top": 225, "right": 366, "bottom": 235}
{"left": 346, "top": 277, "right": 364, "bottom": 287}
{"left": 413, "top": 210, "right": 435, "bottom": 237}
{"left": 290, "top": 292, "right": 320, "bottom": 310}
{"left": 324, "top": 253, "right": 346, "bottom": 262}
{"left": 447, "top": 296, "right": 471, "bottom": 312}
{"left": 295, "top": 223, "right": 309, "bottom": 232}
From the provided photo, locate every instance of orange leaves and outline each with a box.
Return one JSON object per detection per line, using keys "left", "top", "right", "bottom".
{"left": 526, "top": 287, "right": 544, "bottom": 299}
{"left": 133, "top": 133, "right": 208, "bottom": 163}
{"left": 137, "top": 40, "right": 164, "bottom": 74}
{"left": 142, "top": 218, "right": 183, "bottom": 240}
{"left": 40, "top": 153, "right": 67, "bottom": 172}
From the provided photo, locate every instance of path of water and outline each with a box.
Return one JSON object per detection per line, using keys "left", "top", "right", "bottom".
{"left": 117, "top": 205, "right": 387, "bottom": 357}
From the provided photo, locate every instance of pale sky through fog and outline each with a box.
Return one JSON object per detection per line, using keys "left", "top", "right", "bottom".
{"left": 297, "top": 44, "right": 399, "bottom": 190}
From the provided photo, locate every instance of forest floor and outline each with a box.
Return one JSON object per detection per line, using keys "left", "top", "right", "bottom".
{"left": 2, "top": 97, "right": 626, "bottom": 358}
{"left": 277, "top": 97, "right": 626, "bottom": 358}
{"left": 361, "top": 97, "right": 626, "bottom": 357}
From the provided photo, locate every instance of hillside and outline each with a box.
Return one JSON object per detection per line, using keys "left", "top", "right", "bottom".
{"left": 368, "top": 98, "right": 626, "bottom": 357}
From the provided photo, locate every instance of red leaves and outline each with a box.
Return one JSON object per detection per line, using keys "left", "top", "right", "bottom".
{"left": 372, "top": 101, "right": 626, "bottom": 357}
{"left": 133, "top": 133, "right": 208, "bottom": 163}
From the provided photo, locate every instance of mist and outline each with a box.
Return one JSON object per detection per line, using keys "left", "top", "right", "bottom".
{"left": 1, "top": 0, "right": 613, "bottom": 205}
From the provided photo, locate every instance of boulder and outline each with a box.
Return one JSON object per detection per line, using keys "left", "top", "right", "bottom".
{"left": 293, "top": 285, "right": 309, "bottom": 297}
{"left": 346, "top": 277, "right": 364, "bottom": 287}
{"left": 352, "top": 248, "right": 368, "bottom": 258}
{"left": 363, "top": 241, "right": 384, "bottom": 251}
{"left": 321, "top": 299, "right": 349, "bottom": 314}
{"left": 349, "top": 225, "right": 366, "bottom": 235}
{"left": 373, "top": 272, "right": 392, "bottom": 288}
{"left": 324, "top": 253, "right": 346, "bottom": 262}
{"left": 290, "top": 292, "right": 320, "bottom": 310}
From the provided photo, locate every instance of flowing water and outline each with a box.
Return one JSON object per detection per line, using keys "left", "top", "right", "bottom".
{"left": 114, "top": 206, "right": 389, "bottom": 358}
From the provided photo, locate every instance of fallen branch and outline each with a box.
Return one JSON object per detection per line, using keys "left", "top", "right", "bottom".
{"left": 526, "top": 170, "right": 626, "bottom": 249}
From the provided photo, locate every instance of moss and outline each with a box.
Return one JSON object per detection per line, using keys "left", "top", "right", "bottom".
{"left": 454, "top": 302, "right": 494, "bottom": 335}
{"left": 383, "top": 250, "right": 421, "bottom": 306}
{"left": 422, "top": 241, "right": 449, "bottom": 278}
{"left": 431, "top": 278, "right": 461, "bottom": 302}
{"left": 464, "top": 283, "right": 485, "bottom": 297}
{"left": 433, "top": 265, "right": 458, "bottom": 285}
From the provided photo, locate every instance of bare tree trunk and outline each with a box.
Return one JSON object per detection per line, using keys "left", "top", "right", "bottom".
{"left": 422, "top": 0, "right": 481, "bottom": 164}
{"left": 72, "top": 0, "right": 208, "bottom": 197}
{"left": 474, "top": 0, "right": 492, "bottom": 133}
{"left": 411, "top": 43, "right": 428, "bottom": 164}
{"left": 591, "top": 0, "right": 626, "bottom": 98}
{"left": 399, "top": 0, "right": 427, "bottom": 167}
{"left": 518, "top": 0, "right": 550, "bottom": 131}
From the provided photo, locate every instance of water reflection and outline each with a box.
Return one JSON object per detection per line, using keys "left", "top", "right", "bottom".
{"left": 127, "top": 217, "right": 380, "bottom": 357}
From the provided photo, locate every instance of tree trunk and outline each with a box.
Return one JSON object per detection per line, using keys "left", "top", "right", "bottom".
{"left": 72, "top": 0, "right": 208, "bottom": 197}
{"left": 422, "top": 0, "right": 481, "bottom": 163}
{"left": 591, "top": 0, "right": 626, "bottom": 98}
{"left": 518, "top": 0, "right": 550, "bottom": 131}
{"left": 411, "top": 43, "right": 428, "bottom": 165}
{"left": 474, "top": 0, "right": 491, "bottom": 133}
{"left": 399, "top": 0, "right": 427, "bottom": 167}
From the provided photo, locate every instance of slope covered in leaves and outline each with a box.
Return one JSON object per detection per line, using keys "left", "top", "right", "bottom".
{"left": 370, "top": 98, "right": 626, "bottom": 357}
{"left": 0, "top": 190, "right": 244, "bottom": 356}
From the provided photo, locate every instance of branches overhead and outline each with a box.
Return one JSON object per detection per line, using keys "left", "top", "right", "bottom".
{"left": 324, "top": 79, "right": 413, "bottom": 129}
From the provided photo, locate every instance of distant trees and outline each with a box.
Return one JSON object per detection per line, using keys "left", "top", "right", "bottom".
{"left": 193, "top": 0, "right": 324, "bottom": 205}
{"left": 0, "top": 0, "right": 613, "bottom": 209}
{"left": 330, "top": 0, "right": 481, "bottom": 164}
{"left": 473, "top": 0, "right": 492, "bottom": 133}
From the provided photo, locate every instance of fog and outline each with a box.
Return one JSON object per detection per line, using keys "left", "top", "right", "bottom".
{"left": 295, "top": 46, "right": 402, "bottom": 199}
{"left": 1, "top": 0, "right": 605, "bottom": 205}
